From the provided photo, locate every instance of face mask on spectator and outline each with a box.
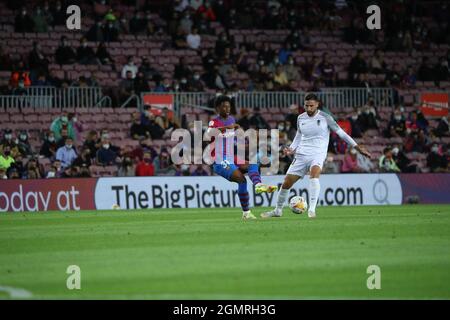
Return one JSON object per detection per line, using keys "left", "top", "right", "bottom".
{"left": 288, "top": 59, "right": 294, "bottom": 65}
{"left": 61, "top": 116, "right": 68, "bottom": 122}
{"left": 194, "top": 74, "right": 200, "bottom": 80}
{"left": 350, "top": 149, "right": 357, "bottom": 155}
{"left": 181, "top": 78, "right": 187, "bottom": 84}
{"left": 278, "top": 124, "right": 285, "bottom": 131}
{"left": 5, "top": 134, "right": 12, "bottom": 140}
{"left": 351, "top": 115, "right": 358, "bottom": 120}
{"left": 394, "top": 115, "right": 402, "bottom": 121}
{"left": 431, "top": 145, "right": 439, "bottom": 153}
{"left": 20, "top": 134, "right": 27, "bottom": 141}
{"left": 392, "top": 147, "right": 399, "bottom": 155}
{"left": 259, "top": 60, "right": 264, "bottom": 66}
{"left": 103, "top": 144, "right": 110, "bottom": 149}
{"left": 66, "top": 144, "right": 73, "bottom": 149}
{"left": 48, "top": 136, "right": 55, "bottom": 142}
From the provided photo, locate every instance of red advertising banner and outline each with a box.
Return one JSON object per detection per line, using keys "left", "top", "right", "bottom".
{"left": 420, "top": 93, "right": 449, "bottom": 117}
{"left": 142, "top": 94, "right": 174, "bottom": 117}
{"left": 0, "top": 178, "right": 96, "bottom": 212}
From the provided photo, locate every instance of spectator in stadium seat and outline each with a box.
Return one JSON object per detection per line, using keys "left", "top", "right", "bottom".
{"left": 186, "top": 27, "right": 201, "bottom": 50}
{"left": 155, "top": 107, "right": 180, "bottom": 135}
{"left": 56, "top": 138, "right": 77, "bottom": 169}
{"left": 385, "top": 108, "right": 406, "bottom": 137}
{"left": 319, "top": 53, "right": 336, "bottom": 86}
{"left": 40, "top": 131, "right": 57, "bottom": 159}
{"left": 72, "top": 148, "right": 92, "bottom": 169}
{"left": 77, "top": 38, "right": 99, "bottom": 65}
{"left": 427, "top": 144, "right": 448, "bottom": 173}
{"left": 23, "top": 158, "right": 42, "bottom": 179}
{"left": 29, "top": 41, "right": 49, "bottom": 76}
{"left": 50, "top": 111, "right": 75, "bottom": 142}
{"left": 134, "top": 72, "right": 150, "bottom": 95}
{"left": 14, "top": 7, "right": 34, "bottom": 32}
{"left": 358, "top": 102, "right": 379, "bottom": 132}
{"left": 434, "top": 115, "right": 449, "bottom": 137}
{"left": 402, "top": 66, "right": 417, "bottom": 88}
{"left": 104, "top": 20, "right": 119, "bottom": 42}
{"left": 121, "top": 56, "right": 138, "bottom": 79}
{"left": 322, "top": 154, "right": 340, "bottom": 174}
{"left": 51, "top": 0, "right": 66, "bottom": 26}
{"left": 32, "top": 6, "right": 49, "bottom": 32}
{"left": 86, "top": 20, "right": 105, "bottom": 42}
{"left": 173, "top": 26, "right": 189, "bottom": 49}
{"left": 273, "top": 65, "right": 289, "bottom": 89}
{"left": 249, "top": 107, "right": 270, "bottom": 130}
{"left": 379, "top": 147, "right": 401, "bottom": 173}
{"left": 237, "top": 109, "right": 251, "bottom": 131}
{"left": 257, "top": 43, "right": 275, "bottom": 67}
{"left": 129, "top": 10, "right": 147, "bottom": 34}
{"left": 9, "top": 61, "right": 31, "bottom": 89}
{"left": 392, "top": 145, "right": 418, "bottom": 173}
{"left": 139, "top": 57, "right": 160, "bottom": 82}
{"left": 96, "top": 139, "right": 116, "bottom": 166}
{"left": 198, "top": 1, "right": 217, "bottom": 21}
{"left": 341, "top": 147, "right": 363, "bottom": 173}
{"left": 118, "top": 156, "right": 135, "bottom": 177}
{"left": 135, "top": 152, "right": 155, "bottom": 176}
{"left": 130, "top": 115, "right": 149, "bottom": 140}
{"left": 174, "top": 57, "right": 192, "bottom": 80}
{"left": 1, "top": 130, "right": 16, "bottom": 150}
{"left": 179, "top": 10, "right": 193, "bottom": 34}
{"left": 284, "top": 56, "right": 300, "bottom": 82}
{"left": 55, "top": 36, "right": 76, "bottom": 65}
{"left": 0, "top": 146, "right": 15, "bottom": 170}
{"left": 347, "top": 112, "right": 363, "bottom": 138}
{"left": 348, "top": 50, "right": 368, "bottom": 85}
{"left": 370, "top": 50, "right": 386, "bottom": 74}
{"left": 82, "top": 130, "right": 100, "bottom": 159}
{"left": 16, "top": 131, "right": 33, "bottom": 157}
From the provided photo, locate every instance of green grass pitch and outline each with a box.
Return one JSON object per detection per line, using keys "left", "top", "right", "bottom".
{"left": 0, "top": 205, "right": 449, "bottom": 299}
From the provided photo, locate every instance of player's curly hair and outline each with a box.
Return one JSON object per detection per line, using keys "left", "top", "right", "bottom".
{"left": 214, "top": 95, "right": 232, "bottom": 108}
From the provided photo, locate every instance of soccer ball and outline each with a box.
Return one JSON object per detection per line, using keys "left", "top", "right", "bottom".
{"left": 111, "top": 204, "right": 121, "bottom": 210}
{"left": 289, "top": 196, "right": 308, "bottom": 214}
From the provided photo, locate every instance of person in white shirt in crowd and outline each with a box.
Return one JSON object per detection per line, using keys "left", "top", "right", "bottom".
{"left": 186, "top": 27, "right": 201, "bottom": 50}
{"left": 121, "top": 56, "right": 138, "bottom": 79}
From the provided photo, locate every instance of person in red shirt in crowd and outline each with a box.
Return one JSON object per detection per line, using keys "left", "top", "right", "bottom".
{"left": 135, "top": 151, "right": 154, "bottom": 176}
{"left": 197, "top": 1, "right": 216, "bottom": 21}
{"left": 9, "top": 61, "right": 31, "bottom": 88}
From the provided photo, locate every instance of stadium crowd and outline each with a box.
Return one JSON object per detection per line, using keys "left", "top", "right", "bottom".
{"left": 0, "top": 0, "right": 449, "bottom": 179}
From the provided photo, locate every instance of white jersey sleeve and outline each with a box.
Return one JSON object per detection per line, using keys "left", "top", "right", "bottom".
{"left": 322, "top": 112, "right": 358, "bottom": 147}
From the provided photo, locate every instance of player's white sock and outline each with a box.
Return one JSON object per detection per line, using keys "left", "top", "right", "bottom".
{"left": 276, "top": 188, "right": 289, "bottom": 212}
{"left": 308, "top": 178, "right": 320, "bottom": 213}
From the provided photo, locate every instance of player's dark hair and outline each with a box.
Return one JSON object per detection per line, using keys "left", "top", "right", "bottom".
{"left": 214, "top": 95, "right": 231, "bottom": 108}
{"left": 304, "top": 93, "right": 319, "bottom": 102}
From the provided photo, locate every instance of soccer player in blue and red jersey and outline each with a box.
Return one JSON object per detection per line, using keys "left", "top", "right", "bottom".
{"left": 207, "top": 95, "right": 277, "bottom": 220}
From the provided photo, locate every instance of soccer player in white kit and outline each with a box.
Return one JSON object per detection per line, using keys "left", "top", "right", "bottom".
{"left": 261, "top": 93, "right": 371, "bottom": 218}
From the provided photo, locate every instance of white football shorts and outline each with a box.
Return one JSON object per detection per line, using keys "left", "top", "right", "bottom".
{"left": 286, "top": 153, "right": 327, "bottom": 177}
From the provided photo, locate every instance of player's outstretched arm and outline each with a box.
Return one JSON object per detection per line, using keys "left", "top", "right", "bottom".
{"left": 324, "top": 112, "right": 371, "bottom": 158}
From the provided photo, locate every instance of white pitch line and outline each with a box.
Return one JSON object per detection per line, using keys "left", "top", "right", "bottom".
{"left": 0, "top": 285, "right": 33, "bottom": 298}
